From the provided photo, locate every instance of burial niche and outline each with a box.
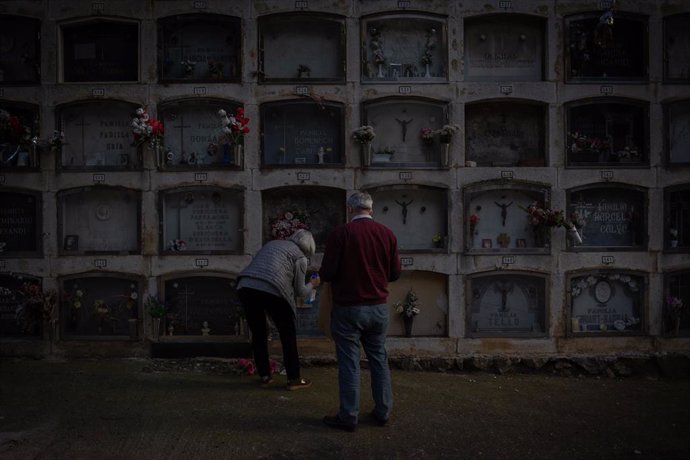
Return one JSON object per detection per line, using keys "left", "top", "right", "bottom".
{"left": 569, "top": 271, "right": 644, "bottom": 335}
{"left": 258, "top": 13, "right": 345, "bottom": 83}
{"left": 566, "top": 99, "right": 647, "bottom": 166}
{"left": 565, "top": 12, "right": 647, "bottom": 82}
{"left": 0, "top": 15, "right": 40, "bottom": 84}
{"left": 61, "top": 275, "right": 141, "bottom": 338}
{"left": 664, "top": 270, "right": 689, "bottom": 337}
{"left": 567, "top": 185, "right": 646, "bottom": 250}
{"left": 158, "top": 14, "right": 241, "bottom": 83}
{"left": 665, "top": 185, "right": 690, "bottom": 252}
{"left": 261, "top": 100, "right": 343, "bottom": 166}
{"left": 665, "top": 99, "right": 690, "bottom": 165}
{"left": 61, "top": 19, "right": 138, "bottom": 82}
{"left": 58, "top": 187, "right": 140, "bottom": 255}
{"left": 369, "top": 186, "right": 448, "bottom": 252}
{"left": 163, "top": 275, "right": 244, "bottom": 336}
{"left": 465, "top": 100, "right": 546, "bottom": 166}
{"left": 161, "top": 187, "right": 243, "bottom": 254}
{"left": 262, "top": 186, "right": 345, "bottom": 250}
{"left": 361, "top": 14, "right": 446, "bottom": 82}
{"left": 0, "top": 103, "right": 39, "bottom": 170}
{"left": 58, "top": 100, "right": 140, "bottom": 170}
{"left": 0, "top": 189, "right": 41, "bottom": 257}
{"left": 387, "top": 271, "right": 448, "bottom": 337}
{"left": 0, "top": 274, "right": 42, "bottom": 337}
{"left": 467, "top": 272, "right": 547, "bottom": 338}
{"left": 464, "top": 14, "right": 545, "bottom": 81}
{"left": 663, "top": 13, "right": 690, "bottom": 82}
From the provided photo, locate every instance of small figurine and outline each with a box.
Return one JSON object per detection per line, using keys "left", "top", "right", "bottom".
{"left": 201, "top": 321, "right": 211, "bottom": 336}
{"left": 317, "top": 147, "right": 325, "bottom": 164}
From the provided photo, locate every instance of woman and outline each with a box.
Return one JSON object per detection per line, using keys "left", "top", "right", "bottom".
{"left": 236, "top": 229, "right": 320, "bottom": 390}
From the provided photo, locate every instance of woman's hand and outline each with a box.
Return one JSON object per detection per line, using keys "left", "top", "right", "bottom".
{"left": 310, "top": 273, "right": 321, "bottom": 287}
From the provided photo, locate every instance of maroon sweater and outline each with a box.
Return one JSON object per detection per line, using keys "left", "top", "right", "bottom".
{"left": 320, "top": 217, "right": 401, "bottom": 306}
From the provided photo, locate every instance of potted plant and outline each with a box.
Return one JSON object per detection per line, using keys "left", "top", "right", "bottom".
{"left": 393, "top": 289, "right": 421, "bottom": 337}
{"left": 145, "top": 295, "right": 166, "bottom": 341}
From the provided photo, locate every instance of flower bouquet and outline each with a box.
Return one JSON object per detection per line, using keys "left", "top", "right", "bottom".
{"left": 353, "top": 125, "right": 375, "bottom": 144}
{"left": 131, "top": 107, "right": 165, "bottom": 149}
{"left": 271, "top": 210, "right": 311, "bottom": 240}
{"left": 521, "top": 202, "right": 582, "bottom": 246}
{"left": 218, "top": 107, "right": 250, "bottom": 146}
{"left": 144, "top": 295, "right": 166, "bottom": 319}
{"left": 394, "top": 289, "right": 421, "bottom": 318}
{"left": 666, "top": 296, "right": 685, "bottom": 336}
{"left": 435, "top": 124, "right": 460, "bottom": 143}
{"left": 567, "top": 132, "right": 610, "bottom": 157}
{"left": 420, "top": 127, "right": 435, "bottom": 145}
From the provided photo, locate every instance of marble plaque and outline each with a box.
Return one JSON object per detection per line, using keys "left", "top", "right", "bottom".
{"left": 260, "top": 16, "right": 344, "bottom": 81}
{"left": 262, "top": 101, "right": 343, "bottom": 165}
{"left": 570, "top": 273, "right": 643, "bottom": 333}
{"left": 0, "top": 191, "right": 40, "bottom": 254}
{"left": 468, "top": 274, "right": 546, "bottom": 337}
{"left": 568, "top": 187, "right": 644, "bottom": 248}
{"left": 667, "top": 100, "right": 690, "bottom": 164}
{"left": 159, "top": 15, "right": 241, "bottom": 81}
{"left": 566, "top": 13, "right": 646, "bottom": 80}
{"left": 59, "top": 188, "right": 140, "bottom": 254}
{"left": 62, "top": 21, "right": 138, "bottom": 82}
{"left": 61, "top": 276, "right": 140, "bottom": 337}
{"left": 466, "top": 102, "right": 545, "bottom": 166}
{"left": 664, "top": 14, "right": 690, "bottom": 81}
{"left": 162, "top": 188, "right": 242, "bottom": 253}
{"left": 370, "top": 187, "right": 447, "bottom": 251}
{"left": 0, "top": 274, "right": 42, "bottom": 337}
{"left": 164, "top": 276, "right": 243, "bottom": 336}
{"left": 0, "top": 16, "right": 40, "bottom": 83}
{"left": 59, "top": 101, "right": 139, "bottom": 169}
{"left": 465, "top": 15, "right": 544, "bottom": 81}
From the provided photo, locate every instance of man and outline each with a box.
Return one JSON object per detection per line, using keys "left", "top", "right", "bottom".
{"left": 319, "top": 191, "right": 401, "bottom": 432}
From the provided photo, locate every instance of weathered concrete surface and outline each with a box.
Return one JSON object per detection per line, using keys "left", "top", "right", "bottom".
{"left": 0, "top": 357, "right": 688, "bottom": 460}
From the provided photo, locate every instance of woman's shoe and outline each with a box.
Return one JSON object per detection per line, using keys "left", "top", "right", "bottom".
{"left": 260, "top": 376, "right": 273, "bottom": 387}
{"left": 286, "top": 378, "right": 312, "bottom": 391}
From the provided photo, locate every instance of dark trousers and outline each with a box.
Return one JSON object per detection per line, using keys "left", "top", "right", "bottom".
{"left": 237, "top": 288, "right": 301, "bottom": 380}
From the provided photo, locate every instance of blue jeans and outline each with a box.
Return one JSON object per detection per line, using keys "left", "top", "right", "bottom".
{"left": 331, "top": 304, "right": 393, "bottom": 424}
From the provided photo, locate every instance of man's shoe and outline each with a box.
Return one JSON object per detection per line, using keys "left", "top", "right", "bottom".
{"left": 286, "top": 378, "right": 312, "bottom": 391}
{"left": 370, "top": 411, "right": 389, "bottom": 426}
{"left": 323, "top": 415, "right": 356, "bottom": 432}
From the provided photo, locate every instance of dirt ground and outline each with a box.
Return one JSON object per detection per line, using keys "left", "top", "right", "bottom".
{"left": 0, "top": 358, "right": 688, "bottom": 460}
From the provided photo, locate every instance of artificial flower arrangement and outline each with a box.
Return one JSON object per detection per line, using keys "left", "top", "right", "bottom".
{"left": 144, "top": 295, "right": 166, "bottom": 318}
{"left": 370, "top": 28, "right": 385, "bottom": 65}
{"left": 420, "top": 127, "right": 435, "bottom": 144}
{"left": 271, "top": 210, "right": 311, "bottom": 240}
{"left": 208, "top": 60, "right": 223, "bottom": 79}
{"left": 436, "top": 124, "right": 461, "bottom": 143}
{"left": 0, "top": 108, "right": 31, "bottom": 145}
{"left": 469, "top": 213, "right": 480, "bottom": 235}
{"left": 394, "top": 289, "right": 422, "bottom": 318}
{"left": 218, "top": 107, "right": 250, "bottom": 146}
{"left": 666, "top": 296, "right": 684, "bottom": 316}
{"left": 567, "top": 132, "right": 610, "bottom": 155}
{"left": 421, "top": 28, "right": 436, "bottom": 65}
{"left": 93, "top": 299, "right": 110, "bottom": 318}
{"left": 14, "top": 283, "right": 58, "bottom": 334}
{"left": 521, "top": 201, "right": 583, "bottom": 245}
{"left": 236, "top": 358, "right": 279, "bottom": 376}
{"left": 48, "top": 130, "right": 65, "bottom": 153}
{"left": 181, "top": 59, "right": 196, "bottom": 77}
{"left": 167, "top": 239, "right": 187, "bottom": 251}
{"left": 131, "top": 107, "right": 165, "bottom": 149}
{"left": 353, "top": 125, "right": 375, "bottom": 144}
{"left": 63, "top": 287, "right": 85, "bottom": 310}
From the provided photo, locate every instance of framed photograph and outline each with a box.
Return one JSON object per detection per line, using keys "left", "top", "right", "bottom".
{"left": 516, "top": 238, "right": 527, "bottom": 248}
{"left": 64, "top": 234, "right": 79, "bottom": 251}
{"left": 481, "top": 238, "right": 492, "bottom": 248}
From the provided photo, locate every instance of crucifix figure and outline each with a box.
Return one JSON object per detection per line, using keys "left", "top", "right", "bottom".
{"left": 494, "top": 281, "right": 514, "bottom": 312}
{"left": 395, "top": 198, "right": 414, "bottom": 224}
{"left": 395, "top": 118, "right": 413, "bottom": 142}
{"left": 175, "top": 283, "right": 195, "bottom": 333}
{"left": 494, "top": 200, "right": 513, "bottom": 226}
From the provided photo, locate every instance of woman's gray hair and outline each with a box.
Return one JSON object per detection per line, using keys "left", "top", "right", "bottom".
{"left": 289, "top": 229, "right": 316, "bottom": 257}
{"left": 347, "top": 191, "right": 373, "bottom": 210}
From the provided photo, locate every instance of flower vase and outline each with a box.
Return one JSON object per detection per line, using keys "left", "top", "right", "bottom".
{"left": 152, "top": 317, "right": 161, "bottom": 341}
{"left": 377, "top": 63, "right": 384, "bottom": 78}
{"left": 403, "top": 315, "right": 414, "bottom": 337}
{"left": 424, "top": 63, "right": 431, "bottom": 78}
{"left": 671, "top": 240, "right": 678, "bottom": 248}
{"left": 233, "top": 144, "right": 243, "bottom": 166}
{"left": 674, "top": 317, "right": 681, "bottom": 337}
{"left": 362, "top": 143, "right": 372, "bottom": 167}
{"left": 441, "top": 143, "right": 450, "bottom": 167}
{"left": 568, "top": 226, "right": 583, "bottom": 245}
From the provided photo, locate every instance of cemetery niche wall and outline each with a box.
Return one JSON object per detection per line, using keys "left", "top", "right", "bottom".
{"left": 61, "top": 19, "right": 138, "bottom": 82}
{"left": 466, "top": 271, "right": 547, "bottom": 338}
{"left": 261, "top": 100, "right": 343, "bottom": 167}
{"left": 665, "top": 99, "right": 690, "bottom": 165}
{"left": 387, "top": 271, "right": 448, "bottom": 337}
{"left": 565, "top": 11, "right": 647, "bottom": 82}
{"left": 465, "top": 100, "right": 546, "bottom": 167}
{"left": 159, "top": 99, "right": 244, "bottom": 169}
{"left": 0, "top": 273, "right": 42, "bottom": 337}
{"left": 296, "top": 266, "right": 328, "bottom": 337}
{"left": 663, "top": 13, "right": 690, "bottom": 82}
{"left": 162, "top": 274, "right": 244, "bottom": 337}
{"left": 566, "top": 98, "right": 648, "bottom": 167}
{"left": 0, "top": 102, "right": 39, "bottom": 170}
{"left": 58, "top": 100, "right": 141, "bottom": 170}
{"left": 664, "top": 270, "right": 690, "bottom": 337}
{"left": 464, "top": 14, "right": 545, "bottom": 82}
{"left": 0, "top": 189, "right": 42, "bottom": 257}
{"left": 664, "top": 185, "right": 690, "bottom": 252}
{"left": 258, "top": 13, "right": 345, "bottom": 83}
{"left": 568, "top": 271, "right": 644, "bottom": 335}
{"left": 158, "top": 14, "right": 241, "bottom": 83}
{"left": 361, "top": 14, "right": 446, "bottom": 82}
{"left": 0, "top": 15, "right": 40, "bottom": 84}
{"left": 361, "top": 98, "right": 451, "bottom": 168}
{"left": 567, "top": 184, "right": 646, "bottom": 250}
{"left": 160, "top": 187, "right": 243, "bottom": 254}
{"left": 464, "top": 182, "right": 552, "bottom": 253}
{"left": 262, "top": 186, "right": 345, "bottom": 250}
{"left": 58, "top": 186, "right": 140, "bottom": 255}
{"left": 369, "top": 185, "right": 448, "bottom": 252}
{"left": 60, "top": 274, "right": 141, "bottom": 339}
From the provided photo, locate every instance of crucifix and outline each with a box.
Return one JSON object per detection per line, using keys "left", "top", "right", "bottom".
{"left": 494, "top": 281, "right": 514, "bottom": 312}
{"left": 172, "top": 115, "right": 191, "bottom": 161}
{"left": 395, "top": 197, "right": 414, "bottom": 224}
{"left": 74, "top": 116, "right": 91, "bottom": 165}
{"left": 494, "top": 200, "right": 513, "bottom": 226}
{"left": 175, "top": 283, "right": 195, "bottom": 333}
{"left": 395, "top": 118, "right": 413, "bottom": 142}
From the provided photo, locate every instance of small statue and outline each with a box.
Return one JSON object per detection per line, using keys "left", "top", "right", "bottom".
{"left": 201, "top": 321, "right": 211, "bottom": 336}
{"left": 317, "top": 147, "right": 325, "bottom": 164}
